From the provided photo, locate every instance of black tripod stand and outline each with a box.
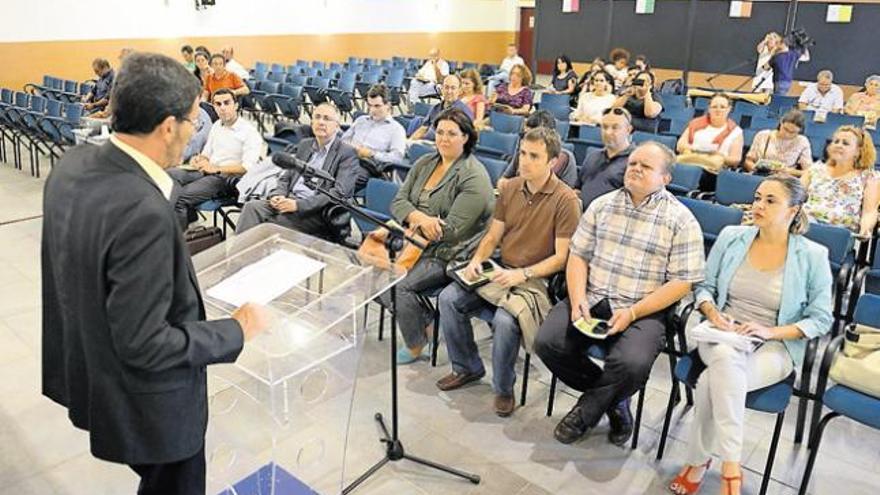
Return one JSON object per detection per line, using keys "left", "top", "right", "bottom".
{"left": 291, "top": 170, "right": 481, "bottom": 493}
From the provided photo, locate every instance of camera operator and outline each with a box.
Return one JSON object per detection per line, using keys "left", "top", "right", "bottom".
{"left": 611, "top": 71, "right": 663, "bottom": 132}
{"left": 766, "top": 30, "right": 811, "bottom": 96}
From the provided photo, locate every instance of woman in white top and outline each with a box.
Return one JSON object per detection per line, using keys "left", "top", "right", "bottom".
{"left": 570, "top": 70, "right": 616, "bottom": 126}
{"left": 677, "top": 94, "right": 744, "bottom": 172}
{"left": 744, "top": 109, "right": 812, "bottom": 176}
{"left": 753, "top": 32, "right": 780, "bottom": 93}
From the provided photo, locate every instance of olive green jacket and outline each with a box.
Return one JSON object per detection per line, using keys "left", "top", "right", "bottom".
{"left": 391, "top": 152, "right": 494, "bottom": 262}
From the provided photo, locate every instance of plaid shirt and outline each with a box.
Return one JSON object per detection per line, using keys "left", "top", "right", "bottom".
{"left": 571, "top": 188, "right": 705, "bottom": 310}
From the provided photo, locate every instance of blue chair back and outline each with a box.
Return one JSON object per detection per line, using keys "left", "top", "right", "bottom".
{"left": 270, "top": 63, "right": 284, "bottom": 74}
{"left": 407, "top": 142, "right": 436, "bottom": 163}
{"left": 385, "top": 71, "right": 405, "bottom": 88}
{"left": 489, "top": 111, "right": 524, "bottom": 134}
{"left": 1, "top": 88, "right": 12, "bottom": 104}
{"left": 254, "top": 62, "right": 269, "bottom": 73}
{"left": 306, "top": 67, "right": 322, "bottom": 78}
{"left": 824, "top": 112, "right": 865, "bottom": 128}
{"left": 477, "top": 130, "right": 519, "bottom": 158}
{"left": 632, "top": 131, "right": 676, "bottom": 150}
{"left": 746, "top": 116, "right": 778, "bottom": 131}
{"left": 663, "top": 94, "right": 688, "bottom": 109}
{"left": 65, "top": 103, "right": 83, "bottom": 123}
{"left": 287, "top": 74, "right": 308, "bottom": 86}
{"left": 539, "top": 93, "right": 570, "bottom": 121}
{"left": 667, "top": 163, "right": 703, "bottom": 196}
{"left": 714, "top": 170, "right": 764, "bottom": 206}
{"left": 312, "top": 61, "right": 326, "bottom": 70}
{"left": 336, "top": 76, "right": 356, "bottom": 93}
{"left": 268, "top": 72, "right": 286, "bottom": 83}
{"left": 679, "top": 197, "right": 743, "bottom": 253}
{"left": 578, "top": 124, "right": 601, "bottom": 141}
{"left": 258, "top": 81, "right": 280, "bottom": 94}
{"left": 63, "top": 80, "right": 78, "bottom": 94}
{"left": 281, "top": 84, "right": 303, "bottom": 99}
{"left": 29, "top": 95, "right": 47, "bottom": 112}
{"left": 411, "top": 101, "right": 432, "bottom": 117}
{"left": 804, "top": 222, "right": 854, "bottom": 273}
{"left": 14, "top": 91, "right": 29, "bottom": 108}
{"left": 478, "top": 156, "right": 508, "bottom": 186}
{"left": 45, "top": 98, "right": 63, "bottom": 117}
{"left": 853, "top": 294, "right": 880, "bottom": 327}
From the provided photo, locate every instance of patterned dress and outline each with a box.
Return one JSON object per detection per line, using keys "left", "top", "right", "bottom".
{"left": 804, "top": 162, "right": 879, "bottom": 232}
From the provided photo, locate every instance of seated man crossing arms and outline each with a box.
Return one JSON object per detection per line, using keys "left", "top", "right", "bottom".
{"left": 534, "top": 141, "right": 705, "bottom": 446}
{"left": 436, "top": 127, "right": 581, "bottom": 417}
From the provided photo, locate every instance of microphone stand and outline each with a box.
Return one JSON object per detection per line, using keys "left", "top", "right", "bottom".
{"left": 297, "top": 173, "right": 481, "bottom": 493}
{"left": 704, "top": 57, "right": 759, "bottom": 91}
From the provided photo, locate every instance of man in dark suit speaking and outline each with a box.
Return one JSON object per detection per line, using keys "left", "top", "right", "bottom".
{"left": 41, "top": 53, "right": 268, "bottom": 494}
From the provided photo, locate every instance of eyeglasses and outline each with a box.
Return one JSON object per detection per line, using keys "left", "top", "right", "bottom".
{"left": 602, "top": 107, "right": 632, "bottom": 123}
{"left": 176, "top": 115, "right": 200, "bottom": 128}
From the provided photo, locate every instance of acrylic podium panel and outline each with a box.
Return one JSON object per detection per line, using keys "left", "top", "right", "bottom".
{"left": 192, "top": 224, "right": 404, "bottom": 495}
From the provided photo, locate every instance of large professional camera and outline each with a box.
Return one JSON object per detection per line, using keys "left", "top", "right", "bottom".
{"left": 786, "top": 28, "right": 815, "bottom": 50}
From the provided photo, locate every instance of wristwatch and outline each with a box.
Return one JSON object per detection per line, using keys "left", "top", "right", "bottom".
{"left": 522, "top": 267, "right": 534, "bottom": 281}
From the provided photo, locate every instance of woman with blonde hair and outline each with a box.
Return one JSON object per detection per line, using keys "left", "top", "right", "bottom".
{"left": 670, "top": 175, "right": 833, "bottom": 495}
{"left": 802, "top": 125, "right": 880, "bottom": 237}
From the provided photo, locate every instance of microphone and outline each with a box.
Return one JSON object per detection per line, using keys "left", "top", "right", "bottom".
{"left": 272, "top": 152, "right": 336, "bottom": 183}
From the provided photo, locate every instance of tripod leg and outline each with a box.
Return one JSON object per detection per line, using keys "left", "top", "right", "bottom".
{"left": 403, "top": 453, "right": 481, "bottom": 484}
{"left": 342, "top": 457, "right": 391, "bottom": 495}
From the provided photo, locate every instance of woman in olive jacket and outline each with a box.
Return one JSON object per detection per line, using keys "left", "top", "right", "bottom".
{"left": 383, "top": 107, "right": 495, "bottom": 364}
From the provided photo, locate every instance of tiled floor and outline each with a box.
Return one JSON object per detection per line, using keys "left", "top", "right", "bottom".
{"left": 2, "top": 146, "right": 879, "bottom": 495}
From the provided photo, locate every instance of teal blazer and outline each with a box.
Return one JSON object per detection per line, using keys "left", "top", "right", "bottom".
{"left": 694, "top": 225, "right": 833, "bottom": 365}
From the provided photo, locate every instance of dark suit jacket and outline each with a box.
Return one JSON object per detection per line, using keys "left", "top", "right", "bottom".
{"left": 270, "top": 136, "right": 361, "bottom": 215}
{"left": 41, "top": 141, "right": 244, "bottom": 465}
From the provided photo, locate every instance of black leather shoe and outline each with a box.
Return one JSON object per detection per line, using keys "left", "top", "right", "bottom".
{"left": 554, "top": 406, "right": 590, "bottom": 444}
{"left": 606, "top": 397, "right": 634, "bottom": 447}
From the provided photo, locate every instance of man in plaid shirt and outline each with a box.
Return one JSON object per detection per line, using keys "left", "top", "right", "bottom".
{"left": 535, "top": 141, "right": 705, "bottom": 446}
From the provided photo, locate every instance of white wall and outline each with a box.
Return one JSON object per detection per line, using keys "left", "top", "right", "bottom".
{"left": 2, "top": 0, "right": 520, "bottom": 42}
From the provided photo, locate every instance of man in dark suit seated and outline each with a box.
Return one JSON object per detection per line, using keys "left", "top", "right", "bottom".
{"left": 41, "top": 52, "right": 269, "bottom": 495}
{"left": 236, "top": 102, "right": 361, "bottom": 240}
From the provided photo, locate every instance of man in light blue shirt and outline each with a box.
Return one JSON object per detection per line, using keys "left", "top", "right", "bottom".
{"left": 341, "top": 84, "right": 406, "bottom": 169}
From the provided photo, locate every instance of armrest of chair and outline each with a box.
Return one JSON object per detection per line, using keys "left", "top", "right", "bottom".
{"left": 815, "top": 333, "right": 845, "bottom": 399}
{"left": 473, "top": 146, "right": 510, "bottom": 161}
{"left": 799, "top": 337, "right": 821, "bottom": 400}
{"left": 547, "top": 272, "right": 567, "bottom": 305}
{"left": 833, "top": 260, "right": 854, "bottom": 334}
{"left": 674, "top": 300, "right": 697, "bottom": 356}
{"left": 695, "top": 191, "right": 716, "bottom": 201}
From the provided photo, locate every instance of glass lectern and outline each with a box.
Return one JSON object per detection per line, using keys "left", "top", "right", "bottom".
{"left": 192, "top": 224, "right": 404, "bottom": 495}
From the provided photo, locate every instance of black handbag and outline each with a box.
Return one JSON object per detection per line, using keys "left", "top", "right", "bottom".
{"left": 185, "top": 226, "right": 224, "bottom": 255}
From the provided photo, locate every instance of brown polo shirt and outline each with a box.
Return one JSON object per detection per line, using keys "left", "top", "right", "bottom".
{"left": 495, "top": 173, "right": 581, "bottom": 269}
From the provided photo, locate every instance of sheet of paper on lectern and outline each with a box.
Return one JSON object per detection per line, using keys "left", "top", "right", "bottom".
{"left": 206, "top": 250, "right": 326, "bottom": 307}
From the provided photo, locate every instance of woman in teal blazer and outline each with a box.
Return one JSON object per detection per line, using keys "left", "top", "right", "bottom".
{"left": 670, "top": 176, "right": 833, "bottom": 495}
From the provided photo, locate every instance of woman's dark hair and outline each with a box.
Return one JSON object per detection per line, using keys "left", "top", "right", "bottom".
{"left": 433, "top": 107, "right": 478, "bottom": 156}
{"left": 779, "top": 109, "right": 806, "bottom": 133}
{"left": 554, "top": 55, "right": 573, "bottom": 77}
{"left": 589, "top": 70, "right": 615, "bottom": 92}
{"left": 195, "top": 45, "right": 210, "bottom": 55}
{"left": 525, "top": 110, "right": 557, "bottom": 131}
{"left": 194, "top": 51, "right": 209, "bottom": 62}
{"left": 634, "top": 70, "right": 655, "bottom": 88}
{"left": 761, "top": 175, "right": 810, "bottom": 235}
{"left": 111, "top": 53, "right": 201, "bottom": 135}
{"left": 181, "top": 45, "right": 194, "bottom": 55}
{"left": 610, "top": 48, "right": 631, "bottom": 63}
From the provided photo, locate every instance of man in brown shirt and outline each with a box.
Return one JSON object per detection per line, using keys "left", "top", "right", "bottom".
{"left": 436, "top": 127, "right": 580, "bottom": 417}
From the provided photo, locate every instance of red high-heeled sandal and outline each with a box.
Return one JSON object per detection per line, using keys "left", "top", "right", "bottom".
{"left": 720, "top": 473, "right": 742, "bottom": 495}
{"left": 668, "top": 459, "right": 712, "bottom": 495}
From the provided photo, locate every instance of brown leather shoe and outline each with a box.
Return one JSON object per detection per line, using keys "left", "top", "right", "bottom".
{"left": 494, "top": 394, "right": 515, "bottom": 417}
{"left": 436, "top": 371, "right": 485, "bottom": 391}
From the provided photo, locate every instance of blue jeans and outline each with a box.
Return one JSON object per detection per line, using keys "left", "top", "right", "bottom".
{"left": 438, "top": 282, "right": 522, "bottom": 396}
